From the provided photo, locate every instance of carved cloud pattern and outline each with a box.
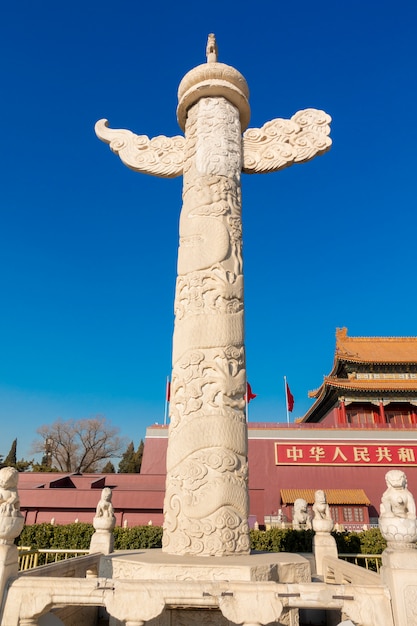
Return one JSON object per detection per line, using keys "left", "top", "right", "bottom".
{"left": 95, "top": 108, "right": 331, "bottom": 179}
{"left": 95, "top": 119, "right": 185, "bottom": 178}
{"left": 242, "top": 108, "right": 332, "bottom": 174}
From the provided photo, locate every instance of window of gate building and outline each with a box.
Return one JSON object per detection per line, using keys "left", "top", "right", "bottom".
{"left": 343, "top": 507, "right": 364, "bottom": 523}
{"left": 346, "top": 408, "right": 377, "bottom": 425}
{"left": 386, "top": 409, "right": 413, "bottom": 425}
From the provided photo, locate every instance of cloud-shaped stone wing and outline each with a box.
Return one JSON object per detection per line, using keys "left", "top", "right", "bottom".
{"left": 242, "top": 108, "right": 331, "bottom": 174}
{"left": 95, "top": 119, "right": 185, "bottom": 178}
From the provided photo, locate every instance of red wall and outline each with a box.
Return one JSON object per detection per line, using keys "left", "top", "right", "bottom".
{"left": 18, "top": 424, "right": 417, "bottom": 527}
{"left": 248, "top": 438, "right": 415, "bottom": 521}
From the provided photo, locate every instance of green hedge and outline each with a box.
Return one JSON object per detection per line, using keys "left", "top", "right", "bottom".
{"left": 19, "top": 523, "right": 94, "bottom": 551}
{"left": 250, "top": 527, "right": 386, "bottom": 555}
{"left": 18, "top": 523, "right": 386, "bottom": 556}
{"left": 113, "top": 525, "right": 163, "bottom": 549}
{"left": 18, "top": 523, "right": 163, "bottom": 551}
{"left": 250, "top": 528, "right": 315, "bottom": 553}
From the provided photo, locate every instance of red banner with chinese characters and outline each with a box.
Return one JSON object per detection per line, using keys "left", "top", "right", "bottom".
{"left": 275, "top": 441, "right": 417, "bottom": 466}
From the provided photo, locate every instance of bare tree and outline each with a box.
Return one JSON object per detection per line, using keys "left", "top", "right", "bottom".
{"left": 32, "top": 416, "right": 125, "bottom": 473}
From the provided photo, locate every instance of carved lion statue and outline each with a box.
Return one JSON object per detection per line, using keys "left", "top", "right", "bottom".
{"left": 0, "top": 466, "right": 20, "bottom": 516}
{"left": 379, "top": 470, "right": 417, "bottom": 545}
{"left": 95, "top": 487, "right": 114, "bottom": 518}
{"left": 380, "top": 470, "right": 416, "bottom": 520}
{"left": 93, "top": 487, "right": 116, "bottom": 532}
{"left": 292, "top": 498, "right": 311, "bottom": 530}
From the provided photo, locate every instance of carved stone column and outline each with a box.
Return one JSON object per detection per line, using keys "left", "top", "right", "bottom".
{"left": 162, "top": 53, "right": 251, "bottom": 556}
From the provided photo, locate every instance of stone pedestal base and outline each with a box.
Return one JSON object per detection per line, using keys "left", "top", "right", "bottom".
{"left": 0, "top": 544, "right": 19, "bottom": 609}
{"left": 89, "top": 531, "right": 114, "bottom": 555}
{"left": 381, "top": 547, "right": 417, "bottom": 626}
{"left": 101, "top": 550, "right": 311, "bottom": 626}
{"left": 312, "top": 533, "right": 337, "bottom": 576}
{"left": 101, "top": 549, "right": 310, "bottom": 582}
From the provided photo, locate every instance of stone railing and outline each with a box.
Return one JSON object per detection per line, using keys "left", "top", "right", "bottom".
{"left": 18, "top": 546, "right": 384, "bottom": 575}
{"left": 338, "top": 553, "right": 382, "bottom": 573}
{"left": 322, "top": 554, "right": 382, "bottom": 585}
{"left": 18, "top": 547, "right": 90, "bottom": 571}
{"left": 17, "top": 552, "right": 102, "bottom": 579}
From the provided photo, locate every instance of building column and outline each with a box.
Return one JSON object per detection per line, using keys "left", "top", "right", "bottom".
{"left": 338, "top": 399, "right": 347, "bottom": 424}
{"left": 379, "top": 401, "right": 386, "bottom": 424}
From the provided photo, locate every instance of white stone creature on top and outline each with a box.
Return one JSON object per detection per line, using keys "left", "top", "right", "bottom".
{"left": 380, "top": 469, "right": 416, "bottom": 520}
{"left": 379, "top": 470, "right": 417, "bottom": 547}
{"left": 0, "top": 467, "right": 24, "bottom": 544}
{"left": 94, "top": 487, "right": 116, "bottom": 530}
{"left": 292, "top": 498, "right": 312, "bottom": 531}
{"left": 0, "top": 467, "right": 20, "bottom": 517}
{"left": 312, "top": 490, "right": 334, "bottom": 533}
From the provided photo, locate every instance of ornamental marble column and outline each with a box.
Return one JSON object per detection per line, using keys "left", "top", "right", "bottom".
{"left": 95, "top": 34, "right": 331, "bottom": 557}
{"left": 163, "top": 40, "right": 251, "bottom": 556}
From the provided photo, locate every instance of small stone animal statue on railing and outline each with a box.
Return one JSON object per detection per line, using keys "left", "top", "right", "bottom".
{"left": 379, "top": 470, "right": 417, "bottom": 547}
{"left": 312, "top": 490, "right": 334, "bottom": 534}
{"left": 94, "top": 487, "right": 116, "bottom": 525}
{"left": 89, "top": 487, "right": 116, "bottom": 554}
{"left": 0, "top": 467, "right": 24, "bottom": 545}
{"left": 292, "top": 498, "right": 312, "bottom": 530}
{"left": 380, "top": 469, "right": 415, "bottom": 519}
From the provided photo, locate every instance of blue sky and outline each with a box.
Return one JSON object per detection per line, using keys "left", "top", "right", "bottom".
{"left": 1, "top": 0, "right": 416, "bottom": 463}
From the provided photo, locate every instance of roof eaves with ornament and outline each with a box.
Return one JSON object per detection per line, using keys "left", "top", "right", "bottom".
{"left": 302, "top": 327, "right": 417, "bottom": 423}
{"left": 319, "top": 376, "right": 417, "bottom": 393}
{"left": 334, "top": 326, "right": 417, "bottom": 365}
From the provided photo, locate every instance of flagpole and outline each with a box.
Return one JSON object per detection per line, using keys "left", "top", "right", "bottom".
{"left": 284, "top": 375, "right": 290, "bottom": 425}
{"left": 164, "top": 376, "right": 169, "bottom": 426}
{"left": 245, "top": 381, "right": 256, "bottom": 421}
{"left": 245, "top": 379, "right": 249, "bottom": 422}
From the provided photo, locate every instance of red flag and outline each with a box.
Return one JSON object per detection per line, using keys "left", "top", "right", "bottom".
{"left": 166, "top": 380, "right": 171, "bottom": 402}
{"left": 245, "top": 382, "right": 257, "bottom": 403}
{"left": 286, "top": 383, "right": 294, "bottom": 412}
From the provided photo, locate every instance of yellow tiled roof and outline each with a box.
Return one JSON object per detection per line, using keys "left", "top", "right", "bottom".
{"left": 280, "top": 488, "right": 370, "bottom": 505}
{"left": 308, "top": 376, "right": 417, "bottom": 399}
{"left": 336, "top": 327, "right": 417, "bottom": 364}
{"left": 323, "top": 376, "right": 417, "bottom": 392}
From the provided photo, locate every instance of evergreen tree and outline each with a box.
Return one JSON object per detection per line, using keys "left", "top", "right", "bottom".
{"left": 136, "top": 439, "right": 144, "bottom": 472}
{"left": 4, "top": 439, "right": 17, "bottom": 466}
{"left": 14, "top": 459, "right": 32, "bottom": 472}
{"left": 31, "top": 457, "right": 58, "bottom": 472}
{"left": 2, "top": 439, "right": 32, "bottom": 472}
{"left": 118, "top": 440, "right": 144, "bottom": 473}
{"left": 118, "top": 442, "right": 135, "bottom": 473}
{"left": 102, "top": 461, "right": 116, "bottom": 473}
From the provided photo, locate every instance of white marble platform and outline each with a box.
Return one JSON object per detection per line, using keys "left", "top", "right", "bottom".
{"left": 100, "top": 548, "right": 311, "bottom": 583}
